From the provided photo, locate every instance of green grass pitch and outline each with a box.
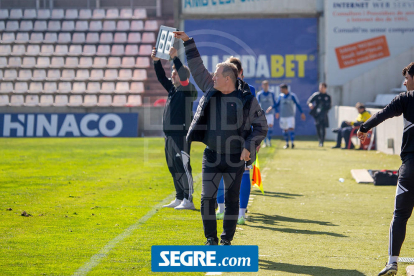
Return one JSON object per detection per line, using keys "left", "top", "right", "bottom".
{"left": 0, "top": 138, "right": 411, "bottom": 275}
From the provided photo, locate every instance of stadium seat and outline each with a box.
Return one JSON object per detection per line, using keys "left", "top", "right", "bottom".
{"left": 20, "top": 57, "right": 34, "bottom": 68}
{"left": 130, "top": 20, "right": 144, "bottom": 31}
{"left": 89, "top": 69, "right": 104, "bottom": 81}
{"left": 62, "top": 21, "right": 75, "bottom": 31}
{"left": 17, "top": 69, "right": 32, "bottom": 81}
{"left": 50, "top": 57, "right": 64, "bottom": 68}
{"left": 121, "top": 57, "right": 135, "bottom": 68}
{"left": 116, "top": 20, "right": 130, "bottom": 31}
{"left": 135, "top": 57, "right": 150, "bottom": 68}
{"left": 23, "top": 9, "right": 37, "bottom": 19}
{"left": 100, "top": 82, "right": 115, "bottom": 93}
{"left": 86, "top": 82, "right": 100, "bottom": 93}
{"left": 118, "top": 69, "right": 132, "bottom": 81}
{"left": 54, "top": 95, "right": 68, "bottom": 106}
{"left": 37, "top": 9, "right": 51, "bottom": 20}
{"left": 127, "top": 32, "right": 141, "bottom": 43}
{"left": 46, "top": 69, "right": 60, "bottom": 81}
{"left": 126, "top": 95, "right": 142, "bottom": 106}
{"left": 39, "top": 95, "right": 54, "bottom": 106}
{"left": 73, "top": 33, "right": 86, "bottom": 44}
{"left": 0, "top": 82, "right": 13, "bottom": 93}
{"left": 92, "top": 9, "right": 105, "bottom": 19}
{"left": 125, "top": 45, "right": 139, "bottom": 56}
{"left": 144, "top": 20, "right": 158, "bottom": 31}
{"left": 75, "top": 69, "right": 90, "bottom": 81}
{"left": 36, "top": 57, "right": 51, "bottom": 68}
{"left": 10, "top": 9, "right": 23, "bottom": 19}
{"left": 34, "top": 21, "right": 47, "bottom": 31}
{"left": 100, "top": 33, "right": 113, "bottom": 44}
{"left": 6, "top": 21, "right": 19, "bottom": 32}
{"left": 55, "top": 45, "right": 69, "bottom": 56}
{"left": 68, "top": 45, "right": 82, "bottom": 56}
{"left": 75, "top": 21, "right": 88, "bottom": 31}
{"left": 58, "top": 82, "right": 71, "bottom": 93}
{"left": 58, "top": 33, "right": 71, "bottom": 44}
{"left": 65, "top": 9, "right": 78, "bottom": 19}
{"left": 98, "top": 95, "right": 112, "bottom": 106}
{"left": 25, "top": 95, "right": 39, "bottom": 106}
{"left": 11, "top": 45, "right": 25, "bottom": 56}
{"left": 107, "top": 8, "right": 119, "bottom": 19}
{"left": 97, "top": 45, "right": 110, "bottom": 56}
{"left": 92, "top": 57, "right": 106, "bottom": 68}
{"left": 83, "top": 45, "right": 96, "bottom": 56}
{"left": 133, "top": 9, "right": 147, "bottom": 19}
{"left": 107, "top": 57, "right": 121, "bottom": 68}
{"left": 142, "top": 32, "right": 156, "bottom": 43}
{"left": 2, "top": 32, "right": 15, "bottom": 43}
{"left": 65, "top": 57, "right": 79, "bottom": 68}
{"left": 68, "top": 95, "right": 83, "bottom": 106}
{"left": 61, "top": 69, "right": 75, "bottom": 81}
{"left": 78, "top": 57, "right": 92, "bottom": 68}
{"left": 0, "top": 9, "right": 9, "bottom": 20}
{"left": 28, "top": 45, "right": 42, "bottom": 56}
{"left": 10, "top": 95, "right": 24, "bottom": 106}
{"left": 14, "top": 82, "right": 28, "bottom": 93}
{"left": 44, "top": 33, "right": 57, "bottom": 44}
{"left": 0, "top": 95, "right": 8, "bottom": 106}
{"left": 120, "top": 8, "right": 133, "bottom": 19}
{"left": 0, "top": 45, "right": 11, "bottom": 56}
{"left": 139, "top": 45, "right": 152, "bottom": 56}
{"left": 72, "top": 82, "right": 86, "bottom": 93}
{"left": 115, "top": 82, "right": 129, "bottom": 93}
{"left": 79, "top": 9, "right": 92, "bottom": 19}
{"left": 103, "top": 21, "right": 116, "bottom": 31}
{"left": 20, "top": 21, "right": 33, "bottom": 31}
{"left": 0, "top": 57, "right": 6, "bottom": 68}
{"left": 43, "top": 82, "right": 58, "bottom": 93}
{"left": 112, "top": 95, "right": 127, "bottom": 106}
{"left": 83, "top": 95, "right": 98, "bottom": 106}
{"left": 131, "top": 70, "right": 146, "bottom": 82}
{"left": 114, "top": 32, "right": 127, "bottom": 43}
{"left": 0, "top": 70, "right": 3, "bottom": 79}
{"left": 89, "top": 21, "right": 102, "bottom": 31}
{"left": 86, "top": 33, "right": 99, "bottom": 44}
{"left": 130, "top": 82, "right": 144, "bottom": 93}
{"left": 51, "top": 9, "right": 64, "bottom": 20}
{"left": 31, "top": 69, "right": 46, "bottom": 81}
{"left": 0, "top": 22, "right": 5, "bottom": 31}
{"left": 3, "top": 69, "right": 17, "bottom": 81}
{"left": 28, "top": 82, "right": 43, "bottom": 93}
{"left": 111, "top": 45, "right": 124, "bottom": 56}
{"left": 104, "top": 69, "right": 117, "bottom": 81}
{"left": 16, "top": 33, "right": 30, "bottom": 44}
{"left": 48, "top": 21, "right": 61, "bottom": 31}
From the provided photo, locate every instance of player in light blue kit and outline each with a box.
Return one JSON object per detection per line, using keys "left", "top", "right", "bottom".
{"left": 267, "top": 84, "right": 306, "bottom": 149}
{"left": 256, "top": 80, "right": 277, "bottom": 147}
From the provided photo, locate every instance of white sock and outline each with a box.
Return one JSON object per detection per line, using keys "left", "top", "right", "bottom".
{"left": 239, "top": 208, "right": 246, "bottom": 219}
{"left": 388, "top": 256, "right": 398, "bottom": 264}
{"left": 218, "top": 203, "right": 225, "bottom": 213}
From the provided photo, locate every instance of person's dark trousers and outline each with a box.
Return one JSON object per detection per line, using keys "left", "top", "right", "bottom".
{"left": 335, "top": 121, "right": 353, "bottom": 148}
{"left": 201, "top": 148, "right": 245, "bottom": 243}
{"left": 164, "top": 135, "right": 193, "bottom": 201}
{"left": 315, "top": 121, "right": 327, "bottom": 144}
{"left": 389, "top": 158, "right": 414, "bottom": 256}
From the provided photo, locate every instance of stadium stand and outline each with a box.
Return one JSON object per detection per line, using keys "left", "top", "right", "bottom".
{"left": 0, "top": 6, "right": 173, "bottom": 107}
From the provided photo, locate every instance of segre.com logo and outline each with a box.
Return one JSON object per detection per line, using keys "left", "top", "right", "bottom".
{"left": 151, "top": 245, "right": 259, "bottom": 272}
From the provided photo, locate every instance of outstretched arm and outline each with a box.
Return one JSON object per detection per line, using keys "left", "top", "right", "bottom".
{"left": 152, "top": 47, "right": 173, "bottom": 92}
{"left": 174, "top": 31, "right": 214, "bottom": 92}
{"left": 169, "top": 47, "right": 190, "bottom": 87}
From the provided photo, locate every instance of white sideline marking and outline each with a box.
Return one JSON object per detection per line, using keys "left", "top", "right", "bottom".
{"left": 73, "top": 174, "right": 201, "bottom": 276}
{"left": 206, "top": 273, "right": 222, "bottom": 275}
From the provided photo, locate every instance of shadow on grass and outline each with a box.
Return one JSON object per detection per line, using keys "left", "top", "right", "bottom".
{"left": 259, "top": 260, "right": 365, "bottom": 275}
{"left": 248, "top": 224, "right": 347, "bottom": 237}
{"left": 252, "top": 191, "right": 303, "bottom": 199}
{"left": 249, "top": 213, "right": 338, "bottom": 226}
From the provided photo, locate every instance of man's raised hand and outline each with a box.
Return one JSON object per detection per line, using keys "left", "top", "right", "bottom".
{"left": 173, "top": 31, "right": 190, "bottom": 42}
{"left": 151, "top": 47, "right": 160, "bottom": 61}
{"left": 169, "top": 47, "right": 178, "bottom": 59}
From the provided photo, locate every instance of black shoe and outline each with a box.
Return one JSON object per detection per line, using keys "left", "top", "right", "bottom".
{"left": 291, "top": 143, "right": 295, "bottom": 149}
{"left": 220, "top": 239, "right": 231, "bottom": 246}
{"left": 332, "top": 128, "right": 340, "bottom": 133}
{"left": 331, "top": 145, "right": 341, "bottom": 149}
{"left": 283, "top": 144, "right": 289, "bottom": 149}
{"left": 341, "top": 145, "right": 355, "bottom": 150}
{"left": 205, "top": 237, "right": 218, "bottom": 245}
